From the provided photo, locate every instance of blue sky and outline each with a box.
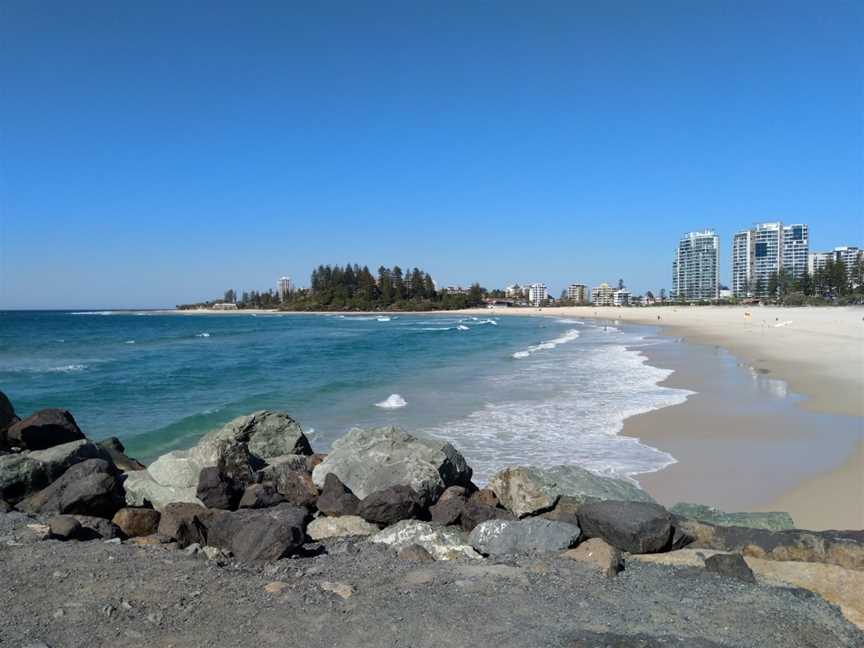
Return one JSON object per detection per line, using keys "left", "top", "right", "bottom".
{"left": 1, "top": 1, "right": 862, "bottom": 308}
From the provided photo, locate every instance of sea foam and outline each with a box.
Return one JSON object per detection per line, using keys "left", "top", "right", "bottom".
{"left": 512, "top": 329, "right": 580, "bottom": 359}
{"left": 375, "top": 394, "right": 407, "bottom": 409}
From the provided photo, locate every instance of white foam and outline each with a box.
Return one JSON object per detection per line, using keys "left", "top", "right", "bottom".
{"left": 196, "top": 332, "right": 211, "bottom": 338}
{"left": 555, "top": 318, "right": 584, "bottom": 324}
{"left": 48, "top": 364, "right": 88, "bottom": 373}
{"left": 125, "top": 340, "right": 136, "bottom": 344}
{"left": 375, "top": 394, "right": 407, "bottom": 409}
{"left": 512, "top": 329, "right": 580, "bottom": 359}
{"left": 70, "top": 311, "right": 114, "bottom": 316}
{"left": 457, "top": 325, "right": 469, "bottom": 331}
{"left": 377, "top": 316, "right": 391, "bottom": 322}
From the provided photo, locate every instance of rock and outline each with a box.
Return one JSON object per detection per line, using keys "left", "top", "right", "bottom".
{"left": 273, "top": 470, "right": 318, "bottom": 507}
{"left": 203, "top": 545, "right": 227, "bottom": 561}
{"left": 0, "top": 390, "right": 17, "bottom": 437}
{"left": 488, "top": 465, "right": 655, "bottom": 518}
{"left": 121, "top": 470, "right": 202, "bottom": 511}
{"left": 319, "top": 581, "right": 354, "bottom": 599}
{"left": 238, "top": 483, "right": 285, "bottom": 509}
{"left": 196, "top": 466, "right": 241, "bottom": 510}
{"left": 316, "top": 473, "right": 360, "bottom": 517}
{"left": 72, "top": 515, "right": 122, "bottom": 539}
{"left": 0, "top": 499, "right": 10, "bottom": 513}
{"left": 16, "top": 459, "right": 124, "bottom": 519}
{"left": 157, "top": 502, "right": 210, "bottom": 541}
{"left": 704, "top": 553, "right": 757, "bottom": 583}
{"left": 579, "top": 501, "right": 673, "bottom": 554}
{"left": 358, "top": 485, "right": 423, "bottom": 526}
{"left": 256, "top": 454, "right": 308, "bottom": 479}
{"left": 674, "top": 517, "right": 864, "bottom": 571}
{"left": 112, "top": 508, "right": 161, "bottom": 538}
{"left": 128, "top": 534, "right": 166, "bottom": 546}
{"left": 236, "top": 411, "right": 312, "bottom": 460}
{"left": 429, "top": 495, "right": 465, "bottom": 526}
{"left": 460, "top": 498, "right": 515, "bottom": 532}
{"left": 183, "top": 542, "right": 202, "bottom": 556}
{"left": 470, "top": 488, "right": 498, "bottom": 508}
{"left": 6, "top": 409, "right": 85, "bottom": 451}
{"left": 562, "top": 538, "right": 624, "bottom": 577}
{"left": 307, "top": 515, "right": 379, "bottom": 540}
{"left": 398, "top": 543, "right": 435, "bottom": 561}
{"left": 97, "top": 437, "right": 145, "bottom": 472}
{"left": 0, "top": 440, "right": 107, "bottom": 503}
{"left": 48, "top": 515, "right": 83, "bottom": 540}
{"left": 371, "top": 520, "right": 481, "bottom": 560}
{"left": 670, "top": 503, "right": 794, "bottom": 531}
{"left": 206, "top": 503, "right": 308, "bottom": 561}
{"left": 469, "top": 518, "right": 581, "bottom": 556}
{"left": 311, "top": 426, "right": 472, "bottom": 505}
{"left": 264, "top": 581, "right": 290, "bottom": 594}
{"left": 539, "top": 495, "right": 582, "bottom": 526}
{"left": 305, "top": 453, "right": 326, "bottom": 472}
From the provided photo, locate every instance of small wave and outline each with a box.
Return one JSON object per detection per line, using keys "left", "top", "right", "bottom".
{"left": 457, "top": 324, "right": 469, "bottom": 331}
{"left": 196, "top": 332, "right": 211, "bottom": 338}
{"left": 125, "top": 340, "right": 136, "bottom": 344}
{"left": 376, "top": 316, "right": 391, "bottom": 322}
{"left": 419, "top": 326, "right": 455, "bottom": 331}
{"left": 70, "top": 311, "right": 114, "bottom": 316}
{"left": 556, "top": 318, "right": 585, "bottom": 324}
{"left": 48, "top": 364, "right": 88, "bottom": 373}
{"left": 512, "top": 329, "right": 580, "bottom": 359}
{"left": 473, "top": 318, "right": 498, "bottom": 326}
{"left": 375, "top": 394, "right": 407, "bottom": 409}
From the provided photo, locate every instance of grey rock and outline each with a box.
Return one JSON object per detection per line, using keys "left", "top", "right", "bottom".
{"left": 579, "top": 500, "right": 673, "bottom": 554}
{"left": 17, "top": 459, "right": 124, "bottom": 519}
{"left": 398, "top": 543, "right": 435, "bottom": 561}
{"left": 121, "top": 470, "right": 202, "bottom": 511}
{"left": 371, "top": 519, "right": 481, "bottom": 560}
{"left": 71, "top": 515, "right": 123, "bottom": 539}
{"left": 429, "top": 495, "right": 465, "bottom": 526}
{"left": 97, "top": 437, "right": 146, "bottom": 472}
{"left": 0, "top": 440, "right": 107, "bottom": 503}
{"left": 206, "top": 503, "right": 308, "bottom": 561}
{"left": 6, "top": 409, "right": 85, "bottom": 451}
{"left": 489, "top": 465, "right": 654, "bottom": 518}
{"left": 196, "top": 466, "right": 241, "bottom": 510}
{"left": 704, "top": 553, "right": 757, "bottom": 584}
{"left": 316, "top": 473, "right": 360, "bottom": 517}
{"left": 256, "top": 454, "right": 308, "bottom": 480}
{"left": 311, "top": 426, "right": 472, "bottom": 505}
{"left": 273, "top": 469, "right": 318, "bottom": 507}
{"left": 539, "top": 495, "right": 582, "bottom": 526}
{"left": 238, "top": 483, "right": 285, "bottom": 509}
{"left": 48, "top": 515, "right": 83, "bottom": 540}
{"left": 358, "top": 485, "right": 423, "bottom": 526}
{"left": 0, "top": 390, "right": 16, "bottom": 438}
{"left": 669, "top": 502, "right": 795, "bottom": 531}
{"left": 468, "top": 518, "right": 581, "bottom": 555}
{"left": 307, "top": 515, "right": 379, "bottom": 540}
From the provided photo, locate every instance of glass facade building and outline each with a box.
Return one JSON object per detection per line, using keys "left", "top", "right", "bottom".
{"left": 672, "top": 229, "right": 720, "bottom": 301}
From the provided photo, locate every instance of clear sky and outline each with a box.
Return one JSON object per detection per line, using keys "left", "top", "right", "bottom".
{"left": 2, "top": 1, "right": 862, "bottom": 308}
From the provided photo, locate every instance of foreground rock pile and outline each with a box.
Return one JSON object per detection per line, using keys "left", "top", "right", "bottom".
{"left": 2, "top": 391, "right": 864, "bottom": 640}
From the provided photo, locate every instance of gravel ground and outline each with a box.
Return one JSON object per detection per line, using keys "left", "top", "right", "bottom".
{"left": 1, "top": 512, "right": 862, "bottom": 648}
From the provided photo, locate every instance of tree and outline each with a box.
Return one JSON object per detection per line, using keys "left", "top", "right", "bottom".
{"left": 796, "top": 268, "right": 812, "bottom": 296}
{"left": 659, "top": 288, "right": 667, "bottom": 302}
{"left": 468, "top": 283, "right": 484, "bottom": 306}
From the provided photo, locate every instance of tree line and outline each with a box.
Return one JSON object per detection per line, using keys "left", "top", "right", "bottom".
{"left": 761, "top": 256, "right": 863, "bottom": 304}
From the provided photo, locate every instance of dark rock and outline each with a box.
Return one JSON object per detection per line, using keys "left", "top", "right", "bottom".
{"left": 429, "top": 495, "right": 465, "bottom": 526}
{"left": 239, "top": 483, "right": 285, "bottom": 509}
{"left": 6, "top": 409, "right": 85, "bottom": 451}
{"left": 539, "top": 495, "right": 582, "bottom": 526}
{"left": 16, "top": 459, "right": 124, "bottom": 519}
{"left": 273, "top": 469, "right": 318, "bottom": 508}
{"left": 0, "top": 499, "right": 10, "bottom": 513}
{"left": 470, "top": 488, "right": 499, "bottom": 508}
{"left": 316, "top": 473, "right": 360, "bottom": 517}
{"left": 0, "top": 390, "right": 17, "bottom": 439}
{"left": 256, "top": 455, "right": 308, "bottom": 480}
{"left": 704, "top": 553, "right": 757, "bottom": 584}
{"left": 358, "top": 485, "right": 423, "bottom": 526}
{"left": 71, "top": 515, "right": 122, "bottom": 540}
{"left": 97, "top": 437, "right": 145, "bottom": 471}
{"left": 460, "top": 498, "right": 515, "bottom": 532}
{"left": 217, "top": 439, "right": 257, "bottom": 488}
{"left": 568, "top": 631, "right": 728, "bottom": 647}
{"left": 398, "top": 543, "right": 435, "bottom": 561}
{"left": 206, "top": 503, "right": 308, "bottom": 561}
{"left": 112, "top": 507, "right": 161, "bottom": 537}
{"left": 675, "top": 516, "right": 864, "bottom": 571}
{"left": 469, "top": 518, "right": 582, "bottom": 555}
{"left": 157, "top": 502, "right": 209, "bottom": 541}
{"left": 196, "top": 466, "right": 241, "bottom": 510}
{"left": 48, "top": 515, "right": 83, "bottom": 540}
{"left": 578, "top": 500, "right": 673, "bottom": 554}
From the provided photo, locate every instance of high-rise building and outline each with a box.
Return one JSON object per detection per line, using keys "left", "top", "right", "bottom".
{"left": 672, "top": 229, "right": 720, "bottom": 301}
{"left": 809, "top": 246, "right": 862, "bottom": 283}
{"left": 731, "top": 230, "right": 754, "bottom": 297}
{"left": 277, "top": 276, "right": 293, "bottom": 301}
{"left": 752, "top": 222, "right": 783, "bottom": 294}
{"left": 592, "top": 282, "right": 614, "bottom": 306}
{"left": 527, "top": 283, "right": 548, "bottom": 306}
{"left": 782, "top": 224, "right": 809, "bottom": 281}
{"left": 566, "top": 283, "right": 589, "bottom": 304}
{"left": 807, "top": 251, "right": 833, "bottom": 276}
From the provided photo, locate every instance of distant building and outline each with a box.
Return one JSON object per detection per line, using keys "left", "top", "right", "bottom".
{"left": 809, "top": 246, "right": 862, "bottom": 284}
{"left": 807, "top": 251, "right": 832, "bottom": 276}
{"left": 592, "top": 282, "right": 615, "bottom": 306}
{"left": 505, "top": 284, "right": 528, "bottom": 299}
{"left": 782, "top": 224, "right": 809, "bottom": 281}
{"left": 733, "top": 222, "right": 810, "bottom": 296}
{"left": 672, "top": 229, "right": 720, "bottom": 301}
{"left": 566, "top": 283, "right": 589, "bottom": 304}
{"left": 443, "top": 285, "right": 469, "bottom": 295}
{"left": 719, "top": 288, "right": 732, "bottom": 299}
{"left": 612, "top": 289, "right": 631, "bottom": 307}
{"left": 212, "top": 302, "right": 238, "bottom": 311}
{"left": 277, "top": 276, "right": 293, "bottom": 301}
{"left": 731, "top": 230, "right": 754, "bottom": 298}
{"left": 527, "top": 283, "right": 548, "bottom": 306}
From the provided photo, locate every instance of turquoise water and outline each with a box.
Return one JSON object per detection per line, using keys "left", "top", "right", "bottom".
{"left": 0, "top": 311, "right": 691, "bottom": 482}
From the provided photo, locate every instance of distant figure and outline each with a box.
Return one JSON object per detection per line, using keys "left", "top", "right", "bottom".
{"left": 657, "top": 315, "right": 661, "bottom": 320}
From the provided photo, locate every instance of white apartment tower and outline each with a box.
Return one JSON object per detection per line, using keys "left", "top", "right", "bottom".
{"left": 566, "top": 283, "right": 588, "bottom": 304}
{"left": 782, "top": 224, "right": 809, "bottom": 281}
{"left": 592, "top": 282, "right": 615, "bottom": 306}
{"left": 672, "top": 229, "right": 720, "bottom": 301}
{"left": 277, "top": 276, "right": 293, "bottom": 301}
{"left": 731, "top": 230, "right": 754, "bottom": 297}
{"left": 733, "top": 222, "right": 809, "bottom": 297}
{"left": 527, "top": 283, "right": 548, "bottom": 306}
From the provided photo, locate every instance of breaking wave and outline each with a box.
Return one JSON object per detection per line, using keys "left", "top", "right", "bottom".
{"left": 375, "top": 394, "right": 407, "bottom": 409}
{"left": 512, "top": 329, "right": 580, "bottom": 359}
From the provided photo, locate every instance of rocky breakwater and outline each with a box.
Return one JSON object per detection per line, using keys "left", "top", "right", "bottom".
{"left": 2, "top": 391, "right": 864, "bottom": 640}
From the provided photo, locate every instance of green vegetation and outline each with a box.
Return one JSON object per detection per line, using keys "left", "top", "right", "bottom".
{"left": 763, "top": 256, "right": 864, "bottom": 305}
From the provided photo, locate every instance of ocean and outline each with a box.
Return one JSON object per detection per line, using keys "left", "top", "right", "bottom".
{"left": 0, "top": 310, "right": 692, "bottom": 483}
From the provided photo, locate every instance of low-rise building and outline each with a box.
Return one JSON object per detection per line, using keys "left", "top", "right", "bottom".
{"left": 612, "top": 289, "right": 631, "bottom": 307}
{"left": 566, "top": 283, "right": 589, "bottom": 304}
{"left": 592, "top": 282, "right": 615, "bottom": 306}
{"left": 527, "top": 283, "right": 548, "bottom": 306}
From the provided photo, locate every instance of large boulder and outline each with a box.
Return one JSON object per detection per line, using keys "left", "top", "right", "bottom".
{"left": 112, "top": 508, "right": 161, "bottom": 538}
{"left": 97, "top": 437, "right": 146, "bottom": 472}
{"left": 16, "top": 459, "right": 124, "bottom": 519}
{"left": 206, "top": 504, "right": 308, "bottom": 561}
{"left": 562, "top": 538, "right": 624, "bottom": 577}
{"left": 488, "top": 465, "right": 654, "bottom": 518}
{"left": 307, "top": 515, "right": 379, "bottom": 540}
{"left": 316, "top": 473, "right": 360, "bottom": 517}
{"left": 255, "top": 455, "right": 309, "bottom": 481}
{"left": 460, "top": 497, "right": 515, "bottom": 532}
{"left": 578, "top": 500, "right": 673, "bottom": 554}
{"left": 238, "top": 483, "right": 285, "bottom": 509}
{"left": 311, "top": 426, "right": 472, "bottom": 506}
{"left": 273, "top": 470, "right": 318, "bottom": 508}
{"left": 6, "top": 409, "right": 85, "bottom": 451}
{"left": 157, "top": 502, "right": 210, "bottom": 541}
{"left": 146, "top": 411, "right": 311, "bottom": 490}
{"left": 0, "top": 440, "right": 108, "bottom": 503}
{"left": 121, "top": 470, "right": 202, "bottom": 511}
{"left": 468, "top": 518, "right": 581, "bottom": 556}
{"left": 669, "top": 503, "right": 794, "bottom": 531}
{"left": 358, "top": 485, "right": 423, "bottom": 526}
{"left": 371, "top": 520, "right": 481, "bottom": 560}
{"left": 0, "top": 390, "right": 17, "bottom": 439}
{"left": 675, "top": 517, "right": 864, "bottom": 571}
{"left": 48, "top": 515, "right": 84, "bottom": 541}
{"left": 704, "top": 553, "right": 757, "bottom": 584}
{"left": 196, "top": 467, "right": 241, "bottom": 510}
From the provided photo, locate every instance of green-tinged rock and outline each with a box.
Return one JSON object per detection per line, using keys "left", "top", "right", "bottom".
{"left": 670, "top": 503, "right": 794, "bottom": 531}
{"left": 488, "top": 465, "right": 654, "bottom": 518}
{"left": 371, "top": 520, "right": 481, "bottom": 560}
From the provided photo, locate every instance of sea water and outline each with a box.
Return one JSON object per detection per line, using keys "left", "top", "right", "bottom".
{"left": 0, "top": 311, "right": 692, "bottom": 483}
